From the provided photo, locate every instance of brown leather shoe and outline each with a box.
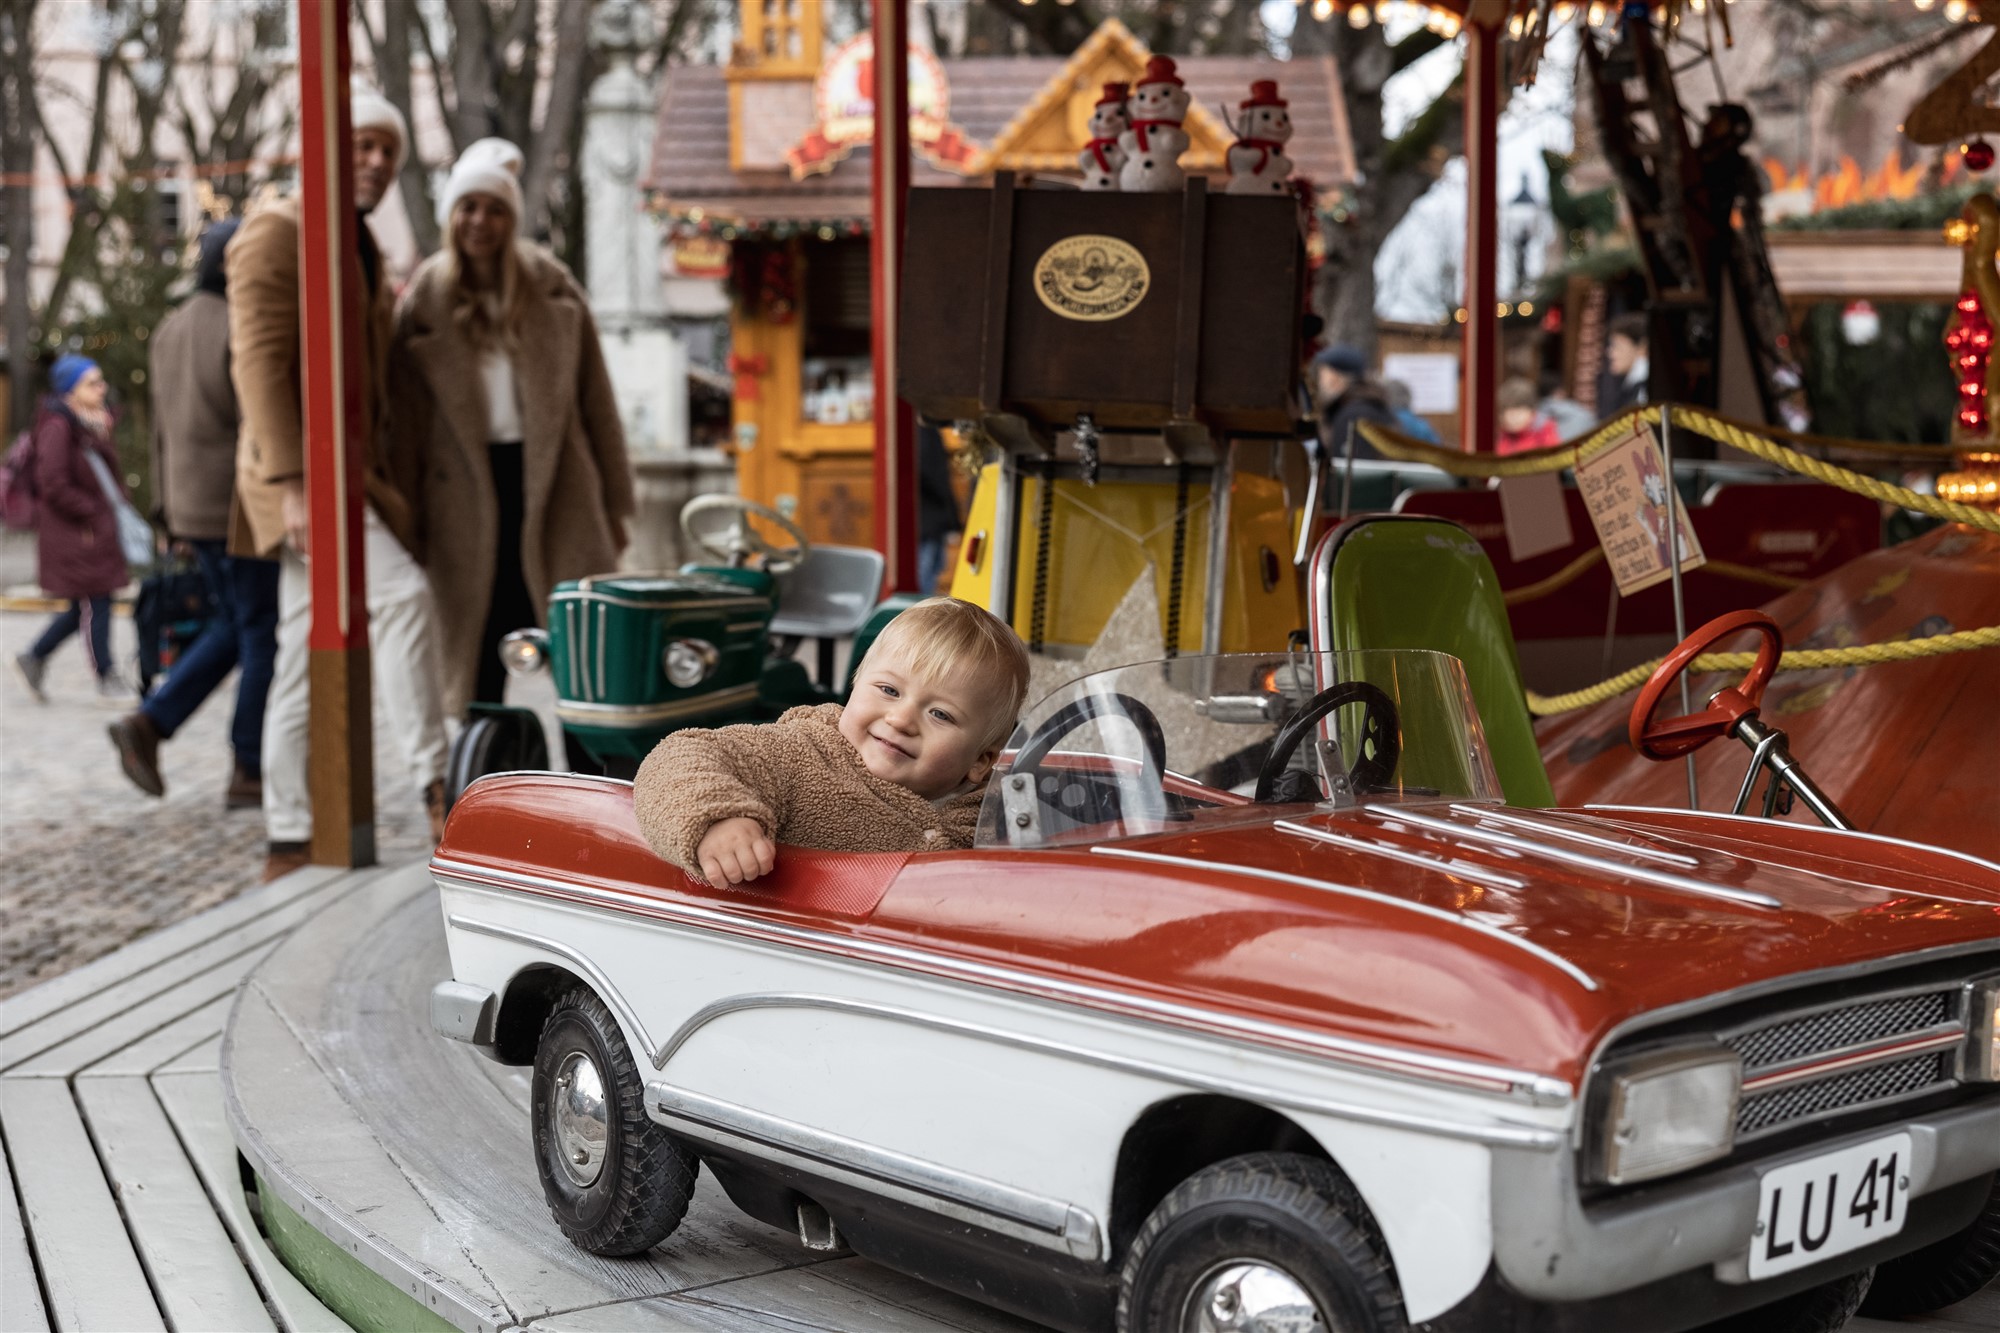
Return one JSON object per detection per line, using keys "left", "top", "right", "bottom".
{"left": 261, "top": 841, "right": 311, "bottom": 883}
{"left": 108, "top": 713, "right": 166, "bottom": 797}
{"left": 424, "top": 779, "right": 447, "bottom": 844}
{"left": 225, "top": 763, "right": 262, "bottom": 811}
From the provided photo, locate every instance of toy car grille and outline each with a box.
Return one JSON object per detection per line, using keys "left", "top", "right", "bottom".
{"left": 1736, "top": 1052, "right": 1954, "bottom": 1138}
{"left": 1724, "top": 992, "right": 1951, "bottom": 1071}
{"left": 1722, "top": 988, "right": 1960, "bottom": 1141}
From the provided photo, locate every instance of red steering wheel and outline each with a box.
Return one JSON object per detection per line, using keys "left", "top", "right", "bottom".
{"left": 1629, "top": 610, "right": 1784, "bottom": 761}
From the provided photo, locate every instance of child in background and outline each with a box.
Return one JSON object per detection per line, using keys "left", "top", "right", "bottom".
{"left": 633, "top": 597, "right": 1031, "bottom": 886}
{"left": 1496, "top": 376, "right": 1562, "bottom": 456}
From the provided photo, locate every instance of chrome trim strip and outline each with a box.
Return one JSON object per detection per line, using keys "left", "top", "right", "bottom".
{"left": 555, "top": 683, "right": 761, "bottom": 728}
{"left": 595, "top": 603, "right": 607, "bottom": 700}
{"left": 445, "top": 914, "right": 662, "bottom": 1066}
{"left": 549, "top": 590, "right": 770, "bottom": 614}
{"left": 563, "top": 601, "right": 582, "bottom": 699}
{"left": 1582, "top": 805, "right": 2000, "bottom": 881}
{"left": 651, "top": 991, "right": 1563, "bottom": 1148}
{"left": 1379, "top": 807, "right": 1784, "bottom": 911}
{"left": 1739, "top": 1027, "right": 1967, "bottom": 1095}
{"left": 1277, "top": 818, "right": 1529, "bottom": 890}
{"left": 1098, "top": 842, "right": 1599, "bottom": 994}
{"left": 431, "top": 857, "right": 1573, "bottom": 1106}
{"left": 644, "top": 1083, "right": 1106, "bottom": 1259}
{"left": 1457, "top": 806, "right": 1701, "bottom": 868}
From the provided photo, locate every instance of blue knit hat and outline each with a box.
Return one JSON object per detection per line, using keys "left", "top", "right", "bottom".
{"left": 50, "top": 354, "right": 99, "bottom": 397}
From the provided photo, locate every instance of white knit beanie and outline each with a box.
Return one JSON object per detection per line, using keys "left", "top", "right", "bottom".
{"left": 348, "top": 81, "right": 409, "bottom": 173}
{"left": 439, "top": 137, "right": 525, "bottom": 230}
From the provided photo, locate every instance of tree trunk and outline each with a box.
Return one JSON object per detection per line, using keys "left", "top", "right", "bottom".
{"left": 447, "top": 0, "right": 497, "bottom": 147}
{"left": 374, "top": 0, "right": 440, "bottom": 254}
{"left": 520, "top": 0, "right": 592, "bottom": 242}
{"left": 1, "top": 0, "right": 39, "bottom": 434}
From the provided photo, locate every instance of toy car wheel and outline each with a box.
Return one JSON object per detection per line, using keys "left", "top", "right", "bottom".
{"left": 1689, "top": 1268, "right": 1872, "bottom": 1333}
{"left": 531, "top": 984, "right": 698, "bottom": 1256}
{"left": 444, "top": 708, "right": 549, "bottom": 814}
{"left": 1117, "top": 1152, "right": 1406, "bottom": 1333}
{"left": 1859, "top": 1172, "right": 2000, "bottom": 1316}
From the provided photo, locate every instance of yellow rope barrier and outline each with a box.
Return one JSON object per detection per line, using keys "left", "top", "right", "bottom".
{"left": 1502, "top": 548, "right": 1604, "bottom": 606}
{"left": 1702, "top": 559, "right": 1808, "bottom": 590}
{"left": 1525, "top": 625, "right": 2000, "bottom": 717}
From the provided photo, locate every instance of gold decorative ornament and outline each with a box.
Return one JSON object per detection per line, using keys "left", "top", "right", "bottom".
{"left": 1031, "top": 235, "right": 1150, "bottom": 322}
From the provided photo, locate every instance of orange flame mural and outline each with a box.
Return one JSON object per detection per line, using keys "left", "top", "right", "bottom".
{"left": 1761, "top": 147, "right": 1948, "bottom": 211}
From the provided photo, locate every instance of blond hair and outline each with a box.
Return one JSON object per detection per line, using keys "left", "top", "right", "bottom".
{"left": 443, "top": 203, "right": 526, "bottom": 352}
{"left": 864, "top": 597, "right": 1030, "bottom": 750}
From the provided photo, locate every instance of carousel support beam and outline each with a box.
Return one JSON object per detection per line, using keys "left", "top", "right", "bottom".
{"left": 871, "top": 0, "right": 918, "bottom": 591}
{"left": 297, "top": 0, "right": 376, "bottom": 868}
{"left": 1461, "top": 12, "right": 1502, "bottom": 455}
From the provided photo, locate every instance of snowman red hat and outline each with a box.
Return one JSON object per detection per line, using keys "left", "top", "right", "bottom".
{"left": 1241, "top": 80, "right": 1287, "bottom": 111}
{"left": 1096, "top": 81, "right": 1130, "bottom": 107}
{"left": 1137, "top": 55, "right": 1184, "bottom": 89}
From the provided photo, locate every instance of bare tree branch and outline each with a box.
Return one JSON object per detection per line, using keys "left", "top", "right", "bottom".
{"left": 520, "top": 0, "right": 592, "bottom": 241}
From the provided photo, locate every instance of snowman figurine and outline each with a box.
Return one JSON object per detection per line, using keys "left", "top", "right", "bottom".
{"left": 1226, "top": 80, "right": 1294, "bottom": 195}
{"left": 1118, "top": 56, "right": 1191, "bottom": 193}
{"left": 1077, "top": 82, "right": 1131, "bottom": 192}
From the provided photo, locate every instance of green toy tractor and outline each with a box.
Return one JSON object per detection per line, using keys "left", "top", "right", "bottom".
{"left": 441, "top": 495, "right": 914, "bottom": 808}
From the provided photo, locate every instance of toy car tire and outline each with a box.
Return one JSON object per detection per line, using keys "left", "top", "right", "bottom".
{"left": 1115, "top": 1151, "right": 1407, "bottom": 1333}
{"left": 1688, "top": 1268, "right": 1872, "bottom": 1333}
{"left": 445, "top": 709, "right": 550, "bottom": 814}
{"left": 1859, "top": 1172, "right": 2000, "bottom": 1317}
{"left": 531, "top": 984, "right": 698, "bottom": 1256}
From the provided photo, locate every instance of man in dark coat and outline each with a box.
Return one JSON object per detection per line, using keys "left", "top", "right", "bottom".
{"left": 107, "top": 220, "right": 280, "bottom": 808}
{"left": 1313, "top": 343, "right": 1397, "bottom": 464}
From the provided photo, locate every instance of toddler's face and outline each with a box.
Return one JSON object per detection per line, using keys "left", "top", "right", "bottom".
{"left": 840, "top": 645, "right": 1003, "bottom": 800}
{"left": 1500, "top": 405, "right": 1536, "bottom": 434}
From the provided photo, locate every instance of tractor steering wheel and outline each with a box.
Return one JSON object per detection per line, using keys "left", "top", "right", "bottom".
{"left": 1255, "top": 681, "right": 1401, "bottom": 802}
{"left": 680, "top": 495, "right": 811, "bottom": 573}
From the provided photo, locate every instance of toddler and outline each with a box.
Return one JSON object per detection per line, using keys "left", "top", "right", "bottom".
{"left": 633, "top": 597, "right": 1031, "bottom": 886}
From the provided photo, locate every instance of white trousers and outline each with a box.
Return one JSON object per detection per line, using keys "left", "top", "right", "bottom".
{"left": 263, "top": 505, "right": 450, "bottom": 842}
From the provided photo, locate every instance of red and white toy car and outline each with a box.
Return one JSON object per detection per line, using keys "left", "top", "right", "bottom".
{"left": 430, "top": 649, "right": 2000, "bottom": 1333}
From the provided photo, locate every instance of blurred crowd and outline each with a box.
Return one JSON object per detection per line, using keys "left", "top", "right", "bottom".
{"left": 9, "top": 83, "right": 634, "bottom": 883}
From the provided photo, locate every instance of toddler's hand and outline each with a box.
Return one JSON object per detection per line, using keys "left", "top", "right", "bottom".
{"left": 696, "top": 817, "right": 776, "bottom": 886}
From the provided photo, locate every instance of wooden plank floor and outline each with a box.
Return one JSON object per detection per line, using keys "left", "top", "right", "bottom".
{"left": 1, "top": 860, "right": 1995, "bottom": 1332}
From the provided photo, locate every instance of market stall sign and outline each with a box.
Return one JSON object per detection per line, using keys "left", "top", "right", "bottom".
{"left": 1575, "top": 420, "right": 1707, "bottom": 597}
{"left": 672, "top": 236, "right": 731, "bottom": 279}
{"left": 786, "top": 35, "right": 978, "bottom": 181}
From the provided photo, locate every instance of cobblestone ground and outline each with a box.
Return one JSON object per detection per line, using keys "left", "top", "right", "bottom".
{"left": 0, "top": 607, "right": 454, "bottom": 998}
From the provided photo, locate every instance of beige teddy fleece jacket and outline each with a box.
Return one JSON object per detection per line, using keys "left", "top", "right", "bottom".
{"left": 633, "top": 703, "right": 986, "bottom": 876}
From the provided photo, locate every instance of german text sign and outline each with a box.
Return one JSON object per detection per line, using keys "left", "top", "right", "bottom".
{"left": 1575, "top": 421, "right": 1705, "bottom": 596}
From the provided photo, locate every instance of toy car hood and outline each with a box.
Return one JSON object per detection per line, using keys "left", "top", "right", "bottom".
{"left": 435, "top": 774, "right": 2000, "bottom": 1094}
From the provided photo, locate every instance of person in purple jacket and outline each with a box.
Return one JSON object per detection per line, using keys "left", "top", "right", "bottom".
{"left": 12, "top": 354, "right": 132, "bottom": 702}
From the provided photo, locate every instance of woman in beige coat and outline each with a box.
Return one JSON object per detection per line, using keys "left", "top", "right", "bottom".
{"left": 390, "top": 140, "right": 634, "bottom": 739}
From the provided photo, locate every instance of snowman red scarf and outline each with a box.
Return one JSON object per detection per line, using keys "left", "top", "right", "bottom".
{"left": 1131, "top": 117, "right": 1183, "bottom": 153}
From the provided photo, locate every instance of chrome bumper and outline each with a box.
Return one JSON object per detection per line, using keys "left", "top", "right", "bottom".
{"left": 1490, "top": 1098, "right": 2000, "bottom": 1301}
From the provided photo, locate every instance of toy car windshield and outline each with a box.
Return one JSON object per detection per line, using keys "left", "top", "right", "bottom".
{"left": 978, "top": 649, "right": 1502, "bottom": 849}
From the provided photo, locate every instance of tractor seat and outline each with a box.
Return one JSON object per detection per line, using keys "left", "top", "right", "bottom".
{"left": 768, "top": 545, "right": 886, "bottom": 641}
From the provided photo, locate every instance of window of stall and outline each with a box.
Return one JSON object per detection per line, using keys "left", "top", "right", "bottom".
{"left": 800, "top": 236, "right": 873, "bottom": 427}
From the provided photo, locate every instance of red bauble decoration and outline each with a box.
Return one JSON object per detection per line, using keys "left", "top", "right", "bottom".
{"left": 1966, "top": 139, "right": 1996, "bottom": 172}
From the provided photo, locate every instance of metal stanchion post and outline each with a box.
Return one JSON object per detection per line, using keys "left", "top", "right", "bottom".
{"left": 1659, "top": 405, "right": 1700, "bottom": 810}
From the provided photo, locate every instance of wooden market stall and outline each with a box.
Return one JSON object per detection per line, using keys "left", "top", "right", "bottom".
{"left": 641, "top": 13, "right": 1353, "bottom": 547}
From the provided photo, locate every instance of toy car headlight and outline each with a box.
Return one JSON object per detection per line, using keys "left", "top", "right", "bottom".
{"left": 498, "top": 628, "right": 549, "bottom": 677}
{"left": 1590, "top": 1044, "right": 1740, "bottom": 1185}
{"left": 1968, "top": 978, "right": 2000, "bottom": 1083}
{"left": 663, "top": 638, "right": 719, "bottom": 689}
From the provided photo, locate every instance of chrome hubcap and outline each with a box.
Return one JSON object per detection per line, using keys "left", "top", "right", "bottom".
{"left": 550, "top": 1050, "right": 608, "bottom": 1188}
{"left": 1183, "top": 1261, "right": 1328, "bottom": 1333}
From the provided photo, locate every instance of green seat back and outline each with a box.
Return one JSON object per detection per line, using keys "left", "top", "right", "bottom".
{"left": 1315, "top": 515, "right": 1554, "bottom": 808}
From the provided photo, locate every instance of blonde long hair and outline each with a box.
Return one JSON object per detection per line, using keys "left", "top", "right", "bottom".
{"left": 442, "top": 201, "right": 527, "bottom": 353}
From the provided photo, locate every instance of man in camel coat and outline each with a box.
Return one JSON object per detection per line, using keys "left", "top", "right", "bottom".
{"left": 228, "top": 84, "right": 449, "bottom": 880}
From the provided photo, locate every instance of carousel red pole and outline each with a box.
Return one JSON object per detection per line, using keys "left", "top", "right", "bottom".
{"left": 296, "top": 0, "right": 376, "bottom": 866}
{"left": 871, "top": 0, "right": 917, "bottom": 591}
{"left": 1461, "top": 8, "right": 1502, "bottom": 454}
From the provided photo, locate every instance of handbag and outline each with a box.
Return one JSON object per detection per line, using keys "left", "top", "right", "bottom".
{"left": 83, "top": 448, "right": 156, "bottom": 568}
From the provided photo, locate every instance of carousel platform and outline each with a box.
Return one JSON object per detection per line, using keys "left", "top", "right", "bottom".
{"left": 3, "top": 858, "right": 1995, "bottom": 1333}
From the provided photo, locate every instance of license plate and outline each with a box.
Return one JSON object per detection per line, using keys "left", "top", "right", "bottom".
{"left": 1747, "top": 1132, "right": 1911, "bottom": 1280}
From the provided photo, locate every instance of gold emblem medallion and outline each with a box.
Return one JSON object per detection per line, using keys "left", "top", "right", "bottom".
{"left": 1032, "top": 235, "right": 1150, "bottom": 322}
